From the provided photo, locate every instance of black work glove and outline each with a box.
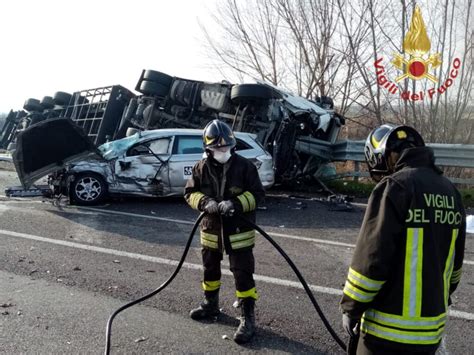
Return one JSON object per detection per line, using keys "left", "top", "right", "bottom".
{"left": 203, "top": 199, "right": 219, "bottom": 214}
{"left": 218, "top": 200, "right": 234, "bottom": 216}
{"left": 342, "top": 313, "right": 360, "bottom": 337}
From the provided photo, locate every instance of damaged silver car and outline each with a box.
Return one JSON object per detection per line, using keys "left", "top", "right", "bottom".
{"left": 13, "top": 118, "right": 274, "bottom": 205}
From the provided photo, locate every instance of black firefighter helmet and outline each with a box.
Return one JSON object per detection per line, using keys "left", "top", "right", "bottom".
{"left": 203, "top": 119, "right": 236, "bottom": 150}
{"left": 365, "top": 123, "right": 425, "bottom": 179}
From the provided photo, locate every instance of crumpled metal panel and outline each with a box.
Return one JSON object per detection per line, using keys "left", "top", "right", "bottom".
{"left": 69, "top": 155, "right": 172, "bottom": 196}
{"left": 98, "top": 134, "right": 140, "bottom": 160}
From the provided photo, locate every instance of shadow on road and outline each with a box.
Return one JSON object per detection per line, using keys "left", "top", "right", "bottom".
{"left": 190, "top": 312, "right": 330, "bottom": 354}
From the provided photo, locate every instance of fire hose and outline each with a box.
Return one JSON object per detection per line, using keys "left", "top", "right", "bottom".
{"left": 104, "top": 212, "right": 348, "bottom": 354}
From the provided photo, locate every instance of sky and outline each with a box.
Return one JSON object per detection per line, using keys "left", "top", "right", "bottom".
{"left": 0, "top": 0, "right": 223, "bottom": 113}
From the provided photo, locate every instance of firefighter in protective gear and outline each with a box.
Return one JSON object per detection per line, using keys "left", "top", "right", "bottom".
{"left": 185, "top": 119, "right": 265, "bottom": 344}
{"left": 340, "top": 124, "right": 466, "bottom": 355}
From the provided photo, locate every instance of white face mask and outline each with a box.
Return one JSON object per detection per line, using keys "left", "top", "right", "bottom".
{"left": 212, "top": 149, "right": 232, "bottom": 164}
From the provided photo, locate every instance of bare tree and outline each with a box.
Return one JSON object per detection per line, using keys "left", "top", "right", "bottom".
{"left": 201, "top": 0, "right": 473, "bottom": 143}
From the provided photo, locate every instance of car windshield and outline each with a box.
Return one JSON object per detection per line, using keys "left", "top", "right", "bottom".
{"left": 98, "top": 133, "right": 141, "bottom": 160}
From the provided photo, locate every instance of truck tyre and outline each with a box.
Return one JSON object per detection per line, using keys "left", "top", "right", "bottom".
{"left": 139, "top": 80, "right": 169, "bottom": 97}
{"left": 126, "top": 127, "right": 139, "bottom": 137}
{"left": 23, "top": 98, "right": 43, "bottom": 112}
{"left": 53, "top": 91, "right": 73, "bottom": 106}
{"left": 70, "top": 172, "right": 108, "bottom": 206}
{"left": 230, "top": 84, "right": 276, "bottom": 103}
{"left": 143, "top": 70, "right": 173, "bottom": 87}
{"left": 40, "top": 96, "right": 55, "bottom": 109}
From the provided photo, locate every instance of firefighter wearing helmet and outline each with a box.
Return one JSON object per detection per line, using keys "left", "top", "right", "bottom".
{"left": 184, "top": 119, "right": 265, "bottom": 344}
{"left": 340, "top": 124, "right": 466, "bottom": 354}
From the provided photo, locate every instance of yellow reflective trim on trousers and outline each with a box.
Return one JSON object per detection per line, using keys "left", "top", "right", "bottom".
{"left": 348, "top": 268, "right": 385, "bottom": 292}
{"left": 403, "top": 228, "right": 423, "bottom": 318}
{"left": 200, "top": 232, "right": 219, "bottom": 249}
{"left": 363, "top": 309, "right": 447, "bottom": 330}
{"left": 229, "top": 230, "right": 255, "bottom": 250}
{"left": 236, "top": 287, "right": 258, "bottom": 300}
{"left": 189, "top": 192, "right": 204, "bottom": 210}
{"left": 343, "top": 281, "right": 375, "bottom": 303}
{"left": 243, "top": 191, "right": 256, "bottom": 210}
{"left": 202, "top": 280, "right": 221, "bottom": 291}
{"left": 361, "top": 319, "right": 444, "bottom": 345}
{"left": 443, "top": 229, "right": 458, "bottom": 307}
{"left": 237, "top": 194, "right": 250, "bottom": 212}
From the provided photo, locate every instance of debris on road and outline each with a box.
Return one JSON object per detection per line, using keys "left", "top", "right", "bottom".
{"left": 134, "top": 336, "right": 148, "bottom": 343}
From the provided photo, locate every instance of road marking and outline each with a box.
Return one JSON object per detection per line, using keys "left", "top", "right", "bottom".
{"left": 78, "top": 206, "right": 356, "bottom": 247}
{"left": 77, "top": 206, "right": 474, "bottom": 265}
{"left": 77, "top": 206, "right": 196, "bottom": 225}
{"left": 0, "top": 227, "right": 472, "bottom": 321}
{"left": 0, "top": 202, "right": 472, "bottom": 265}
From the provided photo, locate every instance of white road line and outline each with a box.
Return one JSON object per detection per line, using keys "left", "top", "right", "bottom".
{"left": 1, "top": 202, "right": 473, "bottom": 265}
{"left": 0, "top": 228, "right": 472, "bottom": 321}
{"left": 78, "top": 206, "right": 474, "bottom": 265}
{"left": 78, "top": 206, "right": 356, "bottom": 247}
{"left": 77, "top": 206, "right": 196, "bottom": 225}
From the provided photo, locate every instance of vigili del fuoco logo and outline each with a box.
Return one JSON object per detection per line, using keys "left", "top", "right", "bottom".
{"left": 374, "top": 5, "right": 461, "bottom": 101}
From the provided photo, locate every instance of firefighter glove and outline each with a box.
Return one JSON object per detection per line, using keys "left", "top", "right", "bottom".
{"left": 218, "top": 200, "right": 234, "bottom": 216}
{"left": 203, "top": 199, "right": 219, "bottom": 214}
{"left": 342, "top": 313, "right": 360, "bottom": 337}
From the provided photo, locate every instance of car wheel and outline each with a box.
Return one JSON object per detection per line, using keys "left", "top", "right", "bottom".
{"left": 230, "top": 84, "right": 276, "bottom": 103}
{"left": 53, "top": 91, "right": 73, "bottom": 106}
{"left": 139, "top": 80, "right": 169, "bottom": 97}
{"left": 70, "top": 173, "right": 108, "bottom": 205}
{"left": 143, "top": 70, "right": 173, "bottom": 87}
{"left": 23, "top": 98, "right": 44, "bottom": 112}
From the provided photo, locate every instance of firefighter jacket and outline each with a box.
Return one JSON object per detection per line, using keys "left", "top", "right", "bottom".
{"left": 340, "top": 147, "right": 466, "bottom": 352}
{"left": 185, "top": 153, "right": 265, "bottom": 253}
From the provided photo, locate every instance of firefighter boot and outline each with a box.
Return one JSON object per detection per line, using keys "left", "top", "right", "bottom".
{"left": 190, "top": 291, "right": 220, "bottom": 320}
{"left": 233, "top": 298, "right": 256, "bottom": 344}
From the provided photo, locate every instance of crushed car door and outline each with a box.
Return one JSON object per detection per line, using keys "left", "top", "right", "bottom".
{"left": 13, "top": 118, "right": 101, "bottom": 188}
{"left": 113, "top": 136, "right": 172, "bottom": 196}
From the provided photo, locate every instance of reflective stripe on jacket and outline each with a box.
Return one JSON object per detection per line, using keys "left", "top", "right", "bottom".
{"left": 340, "top": 147, "right": 466, "bottom": 353}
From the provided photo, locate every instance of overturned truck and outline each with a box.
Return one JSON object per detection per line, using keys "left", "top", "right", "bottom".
{"left": 2, "top": 69, "right": 345, "bottom": 182}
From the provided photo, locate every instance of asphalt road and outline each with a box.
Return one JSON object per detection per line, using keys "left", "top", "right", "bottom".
{"left": 0, "top": 168, "right": 473, "bottom": 354}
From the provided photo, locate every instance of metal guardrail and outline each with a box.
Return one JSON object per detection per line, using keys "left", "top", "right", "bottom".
{"left": 296, "top": 137, "right": 474, "bottom": 184}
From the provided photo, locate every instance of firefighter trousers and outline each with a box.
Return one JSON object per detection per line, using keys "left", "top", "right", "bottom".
{"left": 201, "top": 248, "right": 256, "bottom": 298}
{"left": 356, "top": 337, "right": 437, "bottom": 355}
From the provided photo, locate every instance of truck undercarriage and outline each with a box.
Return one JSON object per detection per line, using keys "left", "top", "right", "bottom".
{"left": 0, "top": 69, "right": 345, "bottom": 182}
